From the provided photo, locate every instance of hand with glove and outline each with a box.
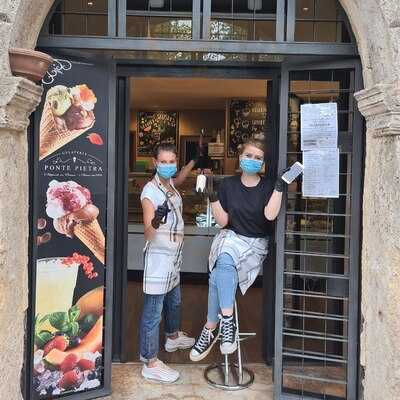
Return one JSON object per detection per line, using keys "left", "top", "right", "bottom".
{"left": 199, "top": 174, "right": 218, "bottom": 203}
{"left": 151, "top": 200, "right": 171, "bottom": 229}
{"left": 274, "top": 167, "right": 291, "bottom": 193}
{"left": 193, "top": 137, "right": 213, "bottom": 170}
{"left": 203, "top": 187, "right": 219, "bottom": 203}
{"left": 193, "top": 142, "right": 204, "bottom": 163}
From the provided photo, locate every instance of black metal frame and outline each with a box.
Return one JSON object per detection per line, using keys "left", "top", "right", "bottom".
{"left": 38, "top": 35, "right": 357, "bottom": 55}
{"left": 263, "top": 77, "right": 280, "bottom": 364}
{"left": 274, "top": 58, "right": 363, "bottom": 400}
{"left": 112, "top": 63, "right": 281, "bottom": 363}
{"left": 112, "top": 75, "right": 130, "bottom": 361}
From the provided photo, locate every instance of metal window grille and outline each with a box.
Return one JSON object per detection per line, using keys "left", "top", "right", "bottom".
{"left": 275, "top": 65, "right": 362, "bottom": 400}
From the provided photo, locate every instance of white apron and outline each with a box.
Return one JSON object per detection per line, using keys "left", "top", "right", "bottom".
{"left": 141, "top": 175, "right": 184, "bottom": 295}
{"left": 209, "top": 229, "right": 269, "bottom": 295}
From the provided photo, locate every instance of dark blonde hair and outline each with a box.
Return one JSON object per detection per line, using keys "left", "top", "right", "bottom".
{"left": 237, "top": 138, "right": 265, "bottom": 156}
{"left": 153, "top": 142, "right": 177, "bottom": 159}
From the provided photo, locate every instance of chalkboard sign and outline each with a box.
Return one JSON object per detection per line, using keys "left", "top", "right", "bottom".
{"left": 228, "top": 100, "right": 267, "bottom": 157}
{"left": 137, "top": 111, "right": 178, "bottom": 156}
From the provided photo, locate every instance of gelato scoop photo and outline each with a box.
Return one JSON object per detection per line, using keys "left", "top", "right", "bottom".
{"left": 39, "top": 84, "right": 97, "bottom": 160}
{"left": 46, "top": 180, "right": 105, "bottom": 264}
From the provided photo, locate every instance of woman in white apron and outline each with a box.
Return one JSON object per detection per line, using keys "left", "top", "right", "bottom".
{"left": 190, "top": 138, "right": 295, "bottom": 361}
{"left": 139, "top": 142, "right": 197, "bottom": 383}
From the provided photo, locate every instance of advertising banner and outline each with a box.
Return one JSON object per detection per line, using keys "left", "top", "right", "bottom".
{"left": 31, "top": 59, "right": 109, "bottom": 398}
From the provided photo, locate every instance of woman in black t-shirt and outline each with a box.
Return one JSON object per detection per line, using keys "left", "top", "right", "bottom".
{"left": 190, "top": 138, "right": 290, "bottom": 362}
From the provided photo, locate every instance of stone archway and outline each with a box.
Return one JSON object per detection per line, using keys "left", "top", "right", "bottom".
{"left": 0, "top": 1, "right": 399, "bottom": 399}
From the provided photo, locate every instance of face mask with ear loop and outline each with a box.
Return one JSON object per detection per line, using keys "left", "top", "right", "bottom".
{"left": 157, "top": 163, "right": 177, "bottom": 179}
{"left": 239, "top": 158, "right": 264, "bottom": 175}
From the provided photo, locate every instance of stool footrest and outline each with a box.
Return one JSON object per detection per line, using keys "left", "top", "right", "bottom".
{"left": 204, "top": 300, "right": 255, "bottom": 390}
{"left": 204, "top": 362, "right": 255, "bottom": 391}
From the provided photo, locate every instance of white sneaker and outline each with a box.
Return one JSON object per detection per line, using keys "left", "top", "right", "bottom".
{"left": 141, "top": 360, "right": 180, "bottom": 383}
{"left": 165, "top": 331, "right": 195, "bottom": 352}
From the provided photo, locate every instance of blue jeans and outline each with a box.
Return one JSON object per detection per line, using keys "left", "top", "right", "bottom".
{"left": 139, "top": 284, "right": 181, "bottom": 362}
{"left": 207, "top": 252, "right": 239, "bottom": 324}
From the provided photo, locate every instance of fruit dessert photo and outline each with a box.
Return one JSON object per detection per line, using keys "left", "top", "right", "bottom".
{"left": 33, "top": 282, "right": 104, "bottom": 397}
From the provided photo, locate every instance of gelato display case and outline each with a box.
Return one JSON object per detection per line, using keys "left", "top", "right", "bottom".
{"left": 127, "top": 172, "right": 225, "bottom": 273}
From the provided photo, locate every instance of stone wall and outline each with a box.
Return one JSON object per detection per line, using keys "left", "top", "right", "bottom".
{"left": 0, "top": 0, "right": 399, "bottom": 399}
{"left": 355, "top": 83, "right": 400, "bottom": 399}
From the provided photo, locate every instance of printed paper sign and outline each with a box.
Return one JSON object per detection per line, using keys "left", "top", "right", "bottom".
{"left": 302, "top": 149, "right": 340, "bottom": 198}
{"left": 300, "top": 102, "right": 338, "bottom": 150}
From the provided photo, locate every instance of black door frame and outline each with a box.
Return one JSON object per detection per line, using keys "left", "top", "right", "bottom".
{"left": 274, "top": 58, "right": 363, "bottom": 400}
{"left": 111, "top": 64, "right": 281, "bottom": 363}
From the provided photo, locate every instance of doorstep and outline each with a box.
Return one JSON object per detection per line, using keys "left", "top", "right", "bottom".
{"left": 106, "top": 362, "right": 274, "bottom": 400}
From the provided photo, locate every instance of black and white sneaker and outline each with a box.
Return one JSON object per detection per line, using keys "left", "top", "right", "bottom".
{"left": 189, "top": 326, "right": 219, "bottom": 362}
{"left": 220, "top": 315, "right": 237, "bottom": 355}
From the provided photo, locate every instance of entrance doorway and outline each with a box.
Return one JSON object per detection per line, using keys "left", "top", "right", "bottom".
{"left": 122, "top": 74, "right": 276, "bottom": 364}
{"left": 108, "top": 59, "right": 363, "bottom": 399}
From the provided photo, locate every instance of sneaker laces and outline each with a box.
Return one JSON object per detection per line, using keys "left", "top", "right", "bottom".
{"left": 221, "top": 316, "right": 236, "bottom": 344}
{"left": 194, "top": 327, "right": 214, "bottom": 352}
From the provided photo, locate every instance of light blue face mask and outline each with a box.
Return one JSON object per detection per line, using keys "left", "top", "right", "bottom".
{"left": 240, "top": 158, "right": 263, "bottom": 175}
{"left": 157, "top": 163, "right": 177, "bottom": 179}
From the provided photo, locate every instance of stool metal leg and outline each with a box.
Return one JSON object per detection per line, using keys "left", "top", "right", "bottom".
{"left": 234, "top": 301, "right": 244, "bottom": 384}
{"left": 204, "top": 300, "right": 255, "bottom": 390}
{"left": 224, "top": 354, "right": 229, "bottom": 386}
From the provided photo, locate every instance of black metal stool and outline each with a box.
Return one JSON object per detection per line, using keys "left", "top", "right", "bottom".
{"left": 204, "top": 300, "right": 256, "bottom": 390}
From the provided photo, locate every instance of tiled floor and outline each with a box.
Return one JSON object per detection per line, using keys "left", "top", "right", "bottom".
{"left": 106, "top": 363, "right": 274, "bottom": 400}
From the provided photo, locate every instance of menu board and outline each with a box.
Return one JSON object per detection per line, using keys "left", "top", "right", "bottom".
{"left": 228, "top": 99, "right": 267, "bottom": 157}
{"left": 137, "top": 111, "right": 178, "bottom": 156}
{"left": 30, "top": 59, "right": 109, "bottom": 399}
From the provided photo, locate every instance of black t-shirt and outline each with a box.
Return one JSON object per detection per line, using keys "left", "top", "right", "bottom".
{"left": 218, "top": 175, "right": 275, "bottom": 238}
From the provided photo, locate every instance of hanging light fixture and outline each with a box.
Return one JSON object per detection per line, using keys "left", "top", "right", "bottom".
{"left": 248, "top": 0, "right": 262, "bottom": 11}
{"left": 150, "top": 0, "right": 164, "bottom": 8}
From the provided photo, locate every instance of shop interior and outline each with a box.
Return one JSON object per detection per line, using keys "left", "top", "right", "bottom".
{"left": 123, "top": 76, "right": 270, "bottom": 363}
{"left": 121, "top": 74, "right": 348, "bottom": 382}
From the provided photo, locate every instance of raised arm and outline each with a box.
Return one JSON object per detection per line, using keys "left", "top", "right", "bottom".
{"left": 173, "top": 159, "right": 196, "bottom": 187}
{"left": 264, "top": 169, "right": 292, "bottom": 221}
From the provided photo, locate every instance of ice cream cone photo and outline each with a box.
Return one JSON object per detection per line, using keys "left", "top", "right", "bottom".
{"left": 74, "top": 219, "right": 105, "bottom": 264}
{"left": 46, "top": 180, "right": 105, "bottom": 264}
{"left": 39, "top": 84, "right": 97, "bottom": 160}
